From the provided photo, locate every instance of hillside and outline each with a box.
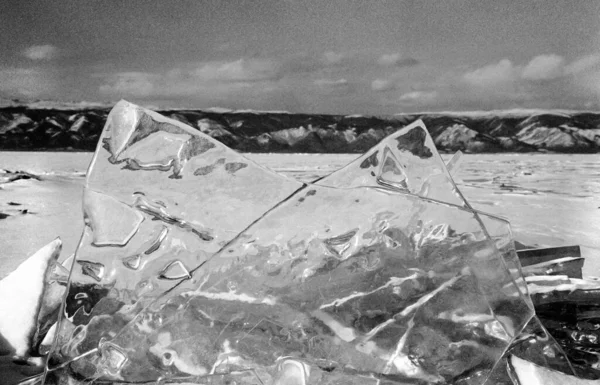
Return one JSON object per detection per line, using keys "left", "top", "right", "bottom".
{"left": 1, "top": 104, "right": 599, "bottom": 153}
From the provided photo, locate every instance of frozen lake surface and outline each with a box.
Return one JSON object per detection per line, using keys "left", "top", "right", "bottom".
{"left": 1, "top": 151, "right": 599, "bottom": 278}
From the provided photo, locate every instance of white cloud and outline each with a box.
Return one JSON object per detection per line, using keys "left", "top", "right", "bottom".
{"left": 278, "top": 52, "right": 348, "bottom": 75}
{"left": 457, "top": 53, "right": 600, "bottom": 109}
{"left": 464, "top": 54, "right": 599, "bottom": 88}
{"left": 565, "top": 53, "right": 600, "bottom": 75}
{"left": 323, "top": 51, "right": 345, "bottom": 66}
{"left": 0, "top": 67, "right": 56, "bottom": 97}
{"left": 522, "top": 54, "right": 565, "bottom": 81}
{"left": 314, "top": 78, "right": 348, "bottom": 88}
{"left": 192, "top": 59, "right": 280, "bottom": 82}
{"left": 377, "top": 53, "right": 419, "bottom": 67}
{"left": 566, "top": 55, "right": 600, "bottom": 99}
{"left": 313, "top": 78, "right": 351, "bottom": 95}
{"left": 371, "top": 78, "right": 396, "bottom": 92}
{"left": 99, "top": 72, "right": 157, "bottom": 97}
{"left": 95, "top": 51, "right": 600, "bottom": 112}
{"left": 463, "top": 59, "right": 518, "bottom": 87}
{"left": 398, "top": 90, "right": 438, "bottom": 106}
{"left": 279, "top": 55, "right": 322, "bottom": 74}
{"left": 98, "top": 58, "right": 286, "bottom": 101}
{"left": 22, "top": 45, "right": 58, "bottom": 61}
{"left": 581, "top": 71, "right": 600, "bottom": 96}
{"left": 378, "top": 53, "right": 401, "bottom": 66}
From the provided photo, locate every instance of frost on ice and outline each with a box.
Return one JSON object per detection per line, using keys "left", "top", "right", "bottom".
{"left": 44, "top": 101, "right": 573, "bottom": 384}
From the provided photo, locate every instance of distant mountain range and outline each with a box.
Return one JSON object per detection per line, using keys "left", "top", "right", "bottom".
{"left": 1, "top": 102, "right": 599, "bottom": 153}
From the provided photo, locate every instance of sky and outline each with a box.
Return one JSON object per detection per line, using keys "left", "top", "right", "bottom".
{"left": 1, "top": 0, "right": 600, "bottom": 114}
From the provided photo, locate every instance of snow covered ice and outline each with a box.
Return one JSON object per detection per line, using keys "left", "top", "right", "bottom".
{"left": 43, "top": 101, "right": 574, "bottom": 384}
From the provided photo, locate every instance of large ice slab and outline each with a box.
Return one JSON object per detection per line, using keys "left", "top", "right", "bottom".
{"left": 45, "top": 102, "right": 562, "bottom": 384}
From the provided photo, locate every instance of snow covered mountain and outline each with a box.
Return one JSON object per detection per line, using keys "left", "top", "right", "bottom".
{"left": 1, "top": 104, "right": 599, "bottom": 153}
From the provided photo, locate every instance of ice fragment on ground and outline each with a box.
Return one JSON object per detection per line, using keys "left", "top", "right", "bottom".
{"left": 0, "top": 238, "right": 62, "bottom": 357}
{"left": 511, "top": 355, "right": 598, "bottom": 385}
{"left": 45, "top": 101, "right": 558, "bottom": 384}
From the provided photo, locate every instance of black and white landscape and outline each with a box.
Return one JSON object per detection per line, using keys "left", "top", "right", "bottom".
{"left": 1, "top": 103, "right": 600, "bottom": 153}
{"left": 2, "top": 1, "right": 600, "bottom": 383}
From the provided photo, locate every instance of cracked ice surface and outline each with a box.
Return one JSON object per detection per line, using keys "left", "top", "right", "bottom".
{"left": 44, "top": 101, "right": 568, "bottom": 384}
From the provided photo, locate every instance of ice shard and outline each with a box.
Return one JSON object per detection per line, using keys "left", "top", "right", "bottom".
{"left": 0, "top": 238, "right": 63, "bottom": 357}
{"left": 44, "top": 101, "right": 567, "bottom": 384}
{"left": 45, "top": 100, "right": 303, "bottom": 383}
{"left": 316, "top": 120, "right": 466, "bottom": 206}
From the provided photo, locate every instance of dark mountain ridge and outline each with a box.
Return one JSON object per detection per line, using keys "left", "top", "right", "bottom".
{"left": 1, "top": 105, "right": 599, "bottom": 153}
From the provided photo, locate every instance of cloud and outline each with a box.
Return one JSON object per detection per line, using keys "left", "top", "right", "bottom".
{"left": 323, "top": 51, "right": 345, "bottom": 66}
{"left": 465, "top": 54, "right": 598, "bottom": 87}
{"left": 99, "top": 72, "right": 157, "bottom": 97}
{"left": 377, "top": 53, "right": 419, "bottom": 67}
{"left": 461, "top": 58, "right": 531, "bottom": 105}
{"left": 22, "top": 45, "right": 58, "bottom": 61}
{"left": 279, "top": 51, "right": 357, "bottom": 75}
{"left": 96, "top": 58, "right": 296, "bottom": 109}
{"left": 565, "top": 54, "right": 600, "bottom": 99}
{"left": 522, "top": 54, "right": 565, "bottom": 81}
{"left": 463, "top": 59, "right": 518, "bottom": 87}
{"left": 313, "top": 78, "right": 352, "bottom": 95}
{"left": 398, "top": 90, "right": 438, "bottom": 106}
{"left": 565, "top": 53, "right": 600, "bottom": 74}
{"left": 279, "top": 55, "right": 322, "bottom": 74}
{"left": 278, "top": 52, "right": 345, "bottom": 75}
{"left": 371, "top": 78, "right": 396, "bottom": 92}
{"left": 192, "top": 59, "right": 280, "bottom": 82}
{"left": 455, "top": 53, "right": 600, "bottom": 110}
{"left": 0, "top": 67, "right": 56, "bottom": 97}
{"left": 99, "top": 58, "right": 283, "bottom": 98}
{"left": 96, "top": 52, "right": 600, "bottom": 113}
{"left": 314, "top": 78, "right": 348, "bottom": 88}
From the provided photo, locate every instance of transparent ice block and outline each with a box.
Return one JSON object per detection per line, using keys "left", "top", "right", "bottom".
{"left": 43, "top": 101, "right": 570, "bottom": 384}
